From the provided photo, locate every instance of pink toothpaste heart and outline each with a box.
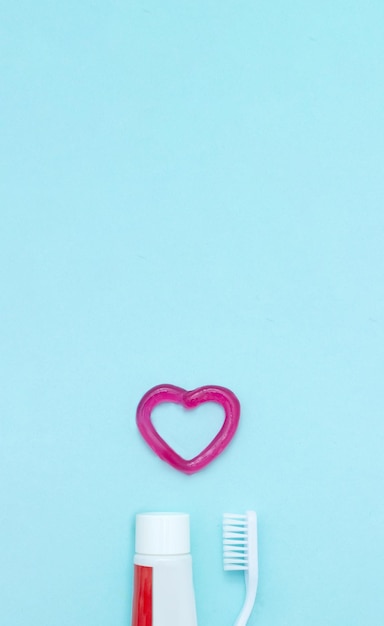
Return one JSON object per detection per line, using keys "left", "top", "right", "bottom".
{"left": 136, "top": 384, "right": 240, "bottom": 474}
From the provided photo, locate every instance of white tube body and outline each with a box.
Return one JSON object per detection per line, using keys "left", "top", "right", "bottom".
{"left": 131, "top": 513, "right": 198, "bottom": 626}
{"left": 134, "top": 553, "right": 198, "bottom": 626}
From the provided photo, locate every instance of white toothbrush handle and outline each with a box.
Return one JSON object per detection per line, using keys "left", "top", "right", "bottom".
{"left": 234, "top": 512, "right": 258, "bottom": 626}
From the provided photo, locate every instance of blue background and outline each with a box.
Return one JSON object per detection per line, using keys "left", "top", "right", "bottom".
{"left": 1, "top": 1, "right": 384, "bottom": 624}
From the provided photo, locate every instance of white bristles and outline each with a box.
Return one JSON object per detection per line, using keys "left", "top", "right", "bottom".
{"left": 223, "top": 513, "right": 249, "bottom": 571}
{"left": 223, "top": 511, "right": 258, "bottom": 626}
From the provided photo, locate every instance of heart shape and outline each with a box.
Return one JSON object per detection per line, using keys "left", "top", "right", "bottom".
{"left": 136, "top": 384, "right": 240, "bottom": 474}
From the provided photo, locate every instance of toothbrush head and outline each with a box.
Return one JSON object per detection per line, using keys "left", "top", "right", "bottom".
{"left": 223, "top": 511, "right": 258, "bottom": 626}
{"left": 223, "top": 511, "right": 257, "bottom": 571}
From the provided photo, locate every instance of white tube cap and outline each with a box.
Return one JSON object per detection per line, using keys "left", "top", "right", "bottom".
{"left": 135, "top": 512, "right": 190, "bottom": 556}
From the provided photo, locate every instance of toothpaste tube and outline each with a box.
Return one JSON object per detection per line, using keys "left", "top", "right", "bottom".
{"left": 131, "top": 512, "right": 198, "bottom": 626}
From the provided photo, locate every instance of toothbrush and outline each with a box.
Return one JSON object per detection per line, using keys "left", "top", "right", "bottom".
{"left": 223, "top": 511, "right": 258, "bottom": 626}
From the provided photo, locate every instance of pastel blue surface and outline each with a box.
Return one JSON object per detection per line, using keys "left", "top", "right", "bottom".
{"left": 1, "top": 1, "right": 384, "bottom": 624}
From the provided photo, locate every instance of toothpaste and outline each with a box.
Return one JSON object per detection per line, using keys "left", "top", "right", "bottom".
{"left": 131, "top": 513, "right": 198, "bottom": 626}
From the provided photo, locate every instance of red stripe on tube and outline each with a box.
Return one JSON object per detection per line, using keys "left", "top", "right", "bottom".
{"left": 131, "top": 565, "right": 153, "bottom": 626}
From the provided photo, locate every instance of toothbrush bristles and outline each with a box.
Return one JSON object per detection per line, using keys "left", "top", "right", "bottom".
{"left": 222, "top": 510, "right": 258, "bottom": 626}
{"left": 223, "top": 513, "right": 249, "bottom": 571}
